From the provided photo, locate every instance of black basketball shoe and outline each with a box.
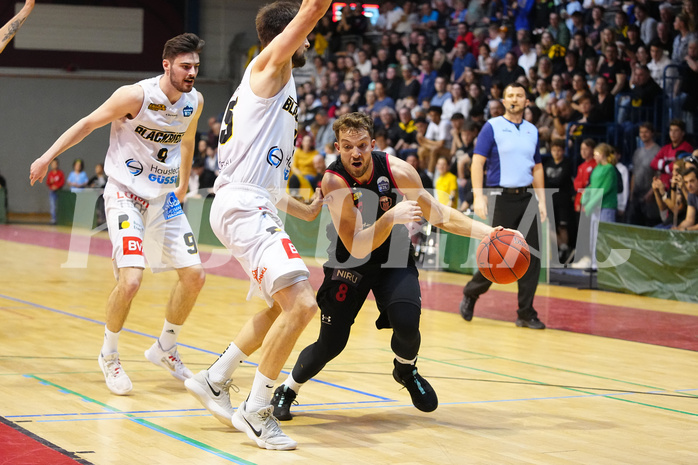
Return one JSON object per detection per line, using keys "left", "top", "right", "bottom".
{"left": 272, "top": 385, "right": 297, "bottom": 421}
{"left": 392, "top": 359, "right": 438, "bottom": 412}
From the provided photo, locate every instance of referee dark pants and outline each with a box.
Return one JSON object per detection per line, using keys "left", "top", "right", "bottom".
{"left": 463, "top": 188, "right": 541, "bottom": 320}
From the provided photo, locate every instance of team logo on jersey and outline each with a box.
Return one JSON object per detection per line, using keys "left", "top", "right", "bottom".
{"left": 122, "top": 236, "right": 143, "bottom": 256}
{"left": 148, "top": 103, "right": 166, "bottom": 112}
{"left": 266, "top": 226, "right": 281, "bottom": 235}
{"left": 282, "top": 96, "right": 299, "bottom": 121}
{"left": 284, "top": 156, "right": 291, "bottom": 181}
{"left": 377, "top": 176, "right": 390, "bottom": 193}
{"left": 183, "top": 105, "right": 194, "bottom": 117}
{"left": 148, "top": 165, "right": 179, "bottom": 185}
{"left": 379, "top": 195, "right": 392, "bottom": 211}
{"left": 118, "top": 214, "right": 130, "bottom": 230}
{"left": 134, "top": 125, "right": 184, "bottom": 144}
{"left": 162, "top": 192, "right": 183, "bottom": 220}
{"left": 351, "top": 189, "right": 364, "bottom": 212}
{"left": 267, "top": 146, "right": 283, "bottom": 168}
{"left": 126, "top": 159, "right": 143, "bottom": 176}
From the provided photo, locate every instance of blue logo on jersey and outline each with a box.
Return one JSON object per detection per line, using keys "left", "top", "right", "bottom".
{"left": 377, "top": 176, "right": 390, "bottom": 193}
{"left": 163, "top": 192, "right": 183, "bottom": 220}
{"left": 267, "top": 146, "right": 283, "bottom": 168}
{"left": 126, "top": 159, "right": 143, "bottom": 176}
{"left": 183, "top": 105, "right": 194, "bottom": 117}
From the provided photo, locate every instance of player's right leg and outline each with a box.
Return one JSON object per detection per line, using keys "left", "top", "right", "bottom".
{"left": 231, "top": 281, "right": 317, "bottom": 450}
{"left": 186, "top": 304, "right": 281, "bottom": 427}
{"left": 99, "top": 188, "right": 148, "bottom": 395}
{"left": 99, "top": 266, "right": 143, "bottom": 395}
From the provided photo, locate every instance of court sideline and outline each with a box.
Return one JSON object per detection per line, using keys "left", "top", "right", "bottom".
{"left": 1, "top": 224, "right": 697, "bottom": 464}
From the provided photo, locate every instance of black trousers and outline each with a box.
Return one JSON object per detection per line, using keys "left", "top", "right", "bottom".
{"left": 463, "top": 191, "right": 541, "bottom": 320}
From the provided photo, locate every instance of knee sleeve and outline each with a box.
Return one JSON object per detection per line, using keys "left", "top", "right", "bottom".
{"left": 387, "top": 302, "right": 422, "bottom": 360}
{"left": 291, "top": 324, "right": 351, "bottom": 384}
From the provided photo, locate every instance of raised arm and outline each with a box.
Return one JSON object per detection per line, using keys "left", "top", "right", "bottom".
{"left": 176, "top": 91, "right": 204, "bottom": 203}
{"left": 30, "top": 85, "right": 143, "bottom": 185}
{"left": 251, "top": 0, "right": 332, "bottom": 98}
{"left": 0, "top": 0, "right": 34, "bottom": 54}
{"left": 321, "top": 171, "right": 422, "bottom": 259}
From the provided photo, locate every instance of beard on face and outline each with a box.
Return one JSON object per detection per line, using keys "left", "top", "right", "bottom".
{"left": 292, "top": 49, "right": 307, "bottom": 68}
{"left": 170, "top": 71, "right": 194, "bottom": 93}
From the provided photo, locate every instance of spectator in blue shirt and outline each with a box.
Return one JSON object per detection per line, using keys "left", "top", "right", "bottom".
{"left": 67, "top": 158, "right": 89, "bottom": 192}
{"left": 451, "top": 42, "right": 477, "bottom": 82}
{"left": 418, "top": 55, "right": 438, "bottom": 106}
{"left": 430, "top": 76, "right": 452, "bottom": 107}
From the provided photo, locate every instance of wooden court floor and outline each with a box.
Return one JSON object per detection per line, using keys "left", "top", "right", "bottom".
{"left": 1, "top": 224, "right": 697, "bottom": 464}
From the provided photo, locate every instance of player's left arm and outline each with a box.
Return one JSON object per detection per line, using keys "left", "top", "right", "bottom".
{"left": 532, "top": 162, "right": 547, "bottom": 223}
{"left": 277, "top": 188, "right": 324, "bottom": 222}
{"left": 0, "top": 0, "right": 34, "bottom": 54}
{"left": 389, "top": 155, "right": 494, "bottom": 240}
{"left": 176, "top": 91, "right": 204, "bottom": 203}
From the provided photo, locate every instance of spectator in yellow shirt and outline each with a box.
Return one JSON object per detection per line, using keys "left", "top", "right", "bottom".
{"left": 434, "top": 156, "right": 458, "bottom": 208}
{"left": 289, "top": 134, "right": 321, "bottom": 200}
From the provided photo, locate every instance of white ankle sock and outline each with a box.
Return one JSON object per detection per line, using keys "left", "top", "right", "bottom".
{"left": 246, "top": 369, "right": 275, "bottom": 412}
{"left": 101, "top": 327, "right": 120, "bottom": 355}
{"left": 395, "top": 355, "right": 417, "bottom": 366}
{"left": 158, "top": 320, "right": 182, "bottom": 351}
{"left": 283, "top": 374, "right": 303, "bottom": 394}
{"left": 208, "top": 342, "right": 248, "bottom": 384}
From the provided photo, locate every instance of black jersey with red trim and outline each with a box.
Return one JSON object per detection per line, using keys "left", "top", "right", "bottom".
{"left": 324, "top": 151, "right": 413, "bottom": 268}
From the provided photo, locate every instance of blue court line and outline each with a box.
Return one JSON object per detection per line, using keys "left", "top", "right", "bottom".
{"left": 26, "top": 375, "right": 255, "bottom": 465}
{"left": 6, "top": 400, "right": 391, "bottom": 421}
{"left": 0, "top": 292, "right": 392, "bottom": 402}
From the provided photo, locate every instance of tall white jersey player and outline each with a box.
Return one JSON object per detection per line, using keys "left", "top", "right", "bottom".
{"left": 184, "top": 0, "right": 332, "bottom": 451}
{"left": 30, "top": 33, "right": 207, "bottom": 396}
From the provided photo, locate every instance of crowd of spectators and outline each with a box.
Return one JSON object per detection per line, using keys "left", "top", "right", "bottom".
{"left": 193, "top": 0, "right": 698, "bottom": 264}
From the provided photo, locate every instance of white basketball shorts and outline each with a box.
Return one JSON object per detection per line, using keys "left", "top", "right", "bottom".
{"left": 104, "top": 182, "right": 201, "bottom": 275}
{"left": 210, "top": 184, "right": 309, "bottom": 306}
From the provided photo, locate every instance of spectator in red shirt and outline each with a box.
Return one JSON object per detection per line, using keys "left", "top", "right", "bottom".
{"left": 650, "top": 119, "right": 694, "bottom": 190}
{"left": 574, "top": 138, "right": 598, "bottom": 213}
{"left": 46, "top": 159, "right": 65, "bottom": 224}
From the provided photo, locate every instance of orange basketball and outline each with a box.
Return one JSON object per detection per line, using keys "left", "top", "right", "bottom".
{"left": 476, "top": 229, "right": 531, "bottom": 284}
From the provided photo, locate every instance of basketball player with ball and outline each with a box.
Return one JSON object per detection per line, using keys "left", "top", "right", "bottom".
{"left": 271, "top": 112, "right": 520, "bottom": 421}
{"left": 459, "top": 82, "right": 548, "bottom": 329}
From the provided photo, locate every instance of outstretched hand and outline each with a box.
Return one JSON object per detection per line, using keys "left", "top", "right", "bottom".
{"left": 29, "top": 157, "right": 49, "bottom": 186}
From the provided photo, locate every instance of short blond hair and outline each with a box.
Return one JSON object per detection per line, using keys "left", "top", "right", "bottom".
{"left": 332, "top": 112, "right": 374, "bottom": 142}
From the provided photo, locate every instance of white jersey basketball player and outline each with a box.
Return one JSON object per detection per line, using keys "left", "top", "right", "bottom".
{"left": 30, "top": 34, "right": 207, "bottom": 396}
{"left": 184, "top": 0, "right": 332, "bottom": 451}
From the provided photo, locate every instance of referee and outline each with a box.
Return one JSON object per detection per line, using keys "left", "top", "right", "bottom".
{"left": 459, "top": 82, "right": 548, "bottom": 329}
